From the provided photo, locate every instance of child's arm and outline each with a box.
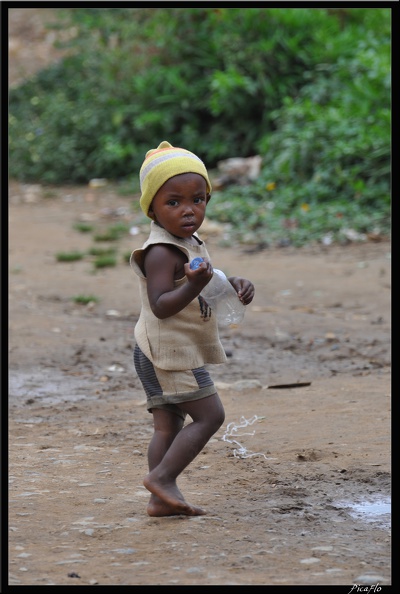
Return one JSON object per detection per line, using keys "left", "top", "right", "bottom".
{"left": 144, "top": 244, "right": 213, "bottom": 319}
{"left": 227, "top": 276, "right": 255, "bottom": 305}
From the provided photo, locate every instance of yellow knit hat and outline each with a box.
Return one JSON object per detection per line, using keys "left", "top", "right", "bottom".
{"left": 139, "top": 141, "right": 212, "bottom": 217}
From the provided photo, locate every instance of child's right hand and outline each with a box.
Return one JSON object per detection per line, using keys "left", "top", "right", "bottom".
{"left": 184, "top": 258, "right": 213, "bottom": 291}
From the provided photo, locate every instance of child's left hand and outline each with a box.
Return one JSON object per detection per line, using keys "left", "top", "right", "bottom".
{"left": 228, "top": 277, "right": 255, "bottom": 305}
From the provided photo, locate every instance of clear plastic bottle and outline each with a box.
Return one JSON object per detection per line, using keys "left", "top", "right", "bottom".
{"left": 190, "top": 257, "right": 246, "bottom": 326}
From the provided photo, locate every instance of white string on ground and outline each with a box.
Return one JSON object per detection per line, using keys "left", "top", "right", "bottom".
{"left": 221, "top": 415, "right": 276, "bottom": 460}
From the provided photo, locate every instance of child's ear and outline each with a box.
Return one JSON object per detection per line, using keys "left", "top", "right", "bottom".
{"left": 206, "top": 193, "right": 211, "bottom": 204}
{"left": 148, "top": 206, "right": 155, "bottom": 220}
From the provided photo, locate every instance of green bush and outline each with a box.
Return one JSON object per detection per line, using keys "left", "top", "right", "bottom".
{"left": 10, "top": 8, "right": 389, "bottom": 181}
{"left": 9, "top": 7, "right": 391, "bottom": 246}
{"left": 256, "top": 31, "right": 391, "bottom": 207}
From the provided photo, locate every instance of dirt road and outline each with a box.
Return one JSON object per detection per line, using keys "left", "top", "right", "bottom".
{"left": 8, "top": 181, "right": 391, "bottom": 587}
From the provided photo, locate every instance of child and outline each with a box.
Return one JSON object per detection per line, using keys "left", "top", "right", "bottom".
{"left": 130, "top": 141, "right": 255, "bottom": 517}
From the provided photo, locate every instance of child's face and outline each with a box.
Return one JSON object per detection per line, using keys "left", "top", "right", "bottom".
{"left": 148, "top": 173, "right": 210, "bottom": 239}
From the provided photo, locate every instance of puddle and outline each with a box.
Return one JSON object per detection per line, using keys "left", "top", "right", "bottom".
{"left": 9, "top": 369, "right": 97, "bottom": 406}
{"left": 351, "top": 500, "right": 391, "bottom": 516}
{"left": 340, "top": 497, "right": 391, "bottom": 529}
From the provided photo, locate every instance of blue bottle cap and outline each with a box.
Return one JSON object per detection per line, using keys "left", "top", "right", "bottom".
{"left": 190, "top": 257, "right": 204, "bottom": 270}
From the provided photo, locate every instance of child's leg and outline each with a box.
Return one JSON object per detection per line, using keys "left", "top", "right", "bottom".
{"left": 148, "top": 408, "right": 184, "bottom": 471}
{"left": 144, "top": 393, "right": 225, "bottom": 515}
{"left": 146, "top": 409, "right": 187, "bottom": 517}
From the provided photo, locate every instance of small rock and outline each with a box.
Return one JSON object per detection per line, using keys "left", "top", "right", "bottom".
{"left": 355, "top": 574, "right": 385, "bottom": 583}
{"left": 107, "top": 364, "right": 125, "bottom": 372}
{"left": 89, "top": 178, "right": 107, "bottom": 188}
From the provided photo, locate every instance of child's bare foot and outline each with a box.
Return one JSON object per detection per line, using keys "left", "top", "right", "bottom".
{"left": 147, "top": 494, "right": 206, "bottom": 517}
{"left": 143, "top": 473, "right": 206, "bottom": 517}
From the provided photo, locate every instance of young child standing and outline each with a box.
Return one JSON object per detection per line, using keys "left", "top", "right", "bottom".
{"left": 130, "top": 141, "right": 255, "bottom": 517}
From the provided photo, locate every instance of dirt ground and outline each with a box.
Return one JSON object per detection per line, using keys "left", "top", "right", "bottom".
{"left": 7, "top": 7, "right": 392, "bottom": 589}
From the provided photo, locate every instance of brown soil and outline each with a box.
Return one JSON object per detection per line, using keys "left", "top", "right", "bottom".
{"left": 7, "top": 7, "right": 392, "bottom": 588}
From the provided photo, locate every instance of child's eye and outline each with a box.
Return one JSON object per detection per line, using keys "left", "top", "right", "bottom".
{"left": 194, "top": 196, "right": 205, "bottom": 204}
{"left": 167, "top": 199, "right": 179, "bottom": 207}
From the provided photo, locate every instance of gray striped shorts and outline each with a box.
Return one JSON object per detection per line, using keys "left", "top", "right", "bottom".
{"left": 133, "top": 344, "right": 217, "bottom": 420}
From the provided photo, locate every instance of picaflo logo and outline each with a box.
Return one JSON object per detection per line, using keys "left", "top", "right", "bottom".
{"left": 347, "top": 585, "right": 382, "bottom": 594}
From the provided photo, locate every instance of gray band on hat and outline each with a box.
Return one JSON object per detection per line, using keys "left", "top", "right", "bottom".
{"left": 140, "top": 152, "right": 203, "bottom": 189}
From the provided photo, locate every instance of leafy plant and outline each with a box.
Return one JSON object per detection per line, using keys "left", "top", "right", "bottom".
{"left": 92, "top": 254, "right": 117, "bottom": 268}
{"left": 123, "top": 251, "right": 132, "bottom": 263}
{"left": 9, "top": 7, "right": 391, "bottom": 247}
{"left": 73, "top": 222, "right": 95, "bottom": 233}
{"left": 55, "top": 251, "right": 85, "bottom": 262}
{"left": 10, "top": 8, "right": 390, "bottom": 181}
{"left": 87, "top": 246, "right": 117, "bottom": 256}
{"left": 73, "top": 294, "right": 99, "bottom": 304}
{"left": 92, "top": 223, "right": 129, "bottom": 242}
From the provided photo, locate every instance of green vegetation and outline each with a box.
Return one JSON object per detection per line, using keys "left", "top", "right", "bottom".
{"left": 123, "top": 251, "right": 132, "bottom": 264}
{"left": 55, "top": 251, "right": 85, "bottom": 262}
{"left": 72, "top": 294, "right": 99, "bottom": 305}
{"left": 73, "top": 222, "right": 95, "bottom": 233}
{"left": 55, "top": 243, "right": 122, "bottom": 270}
{"left": 92, "top": 254, "right": 117, "bottom": 268}
{"left": 87, "top": 246, "right": 117, "bottom": 256}
{"left": 9, "top": 8, "right": 391, "bottom": 247}
{"left": 93, "top": 223, "right": 130, "bottom": 242}
{"left": 89, "top": 246, "right": 118, "bottom": 268}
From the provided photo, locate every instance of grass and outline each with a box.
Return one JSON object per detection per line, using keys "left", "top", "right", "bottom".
{"left": 123, "top": 251, "right": 132, "bottom": 264}
{"left": 72, "top": 294, "right": 99, "bottom": 305}
{"left": 92, "top": 254, "right": 117, "bottom": 268}
{"left": 87, "top": 247, "right": 117, "bottom": 256}
{"left": 55, "top": 251, "right": 85, "bottom": 262}
{"left": 93, "top": 223, "right": 130, "bottom": 242}
{"left": 73, "top": 222, "right": 95, "bottom": 233}
{"left": 205, "top": 187, "right": 390, "bottom": 248}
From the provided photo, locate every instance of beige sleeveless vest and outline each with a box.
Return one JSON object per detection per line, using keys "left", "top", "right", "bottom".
{"left": 130, "top": 222, "right": 227, "bottom": 370}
